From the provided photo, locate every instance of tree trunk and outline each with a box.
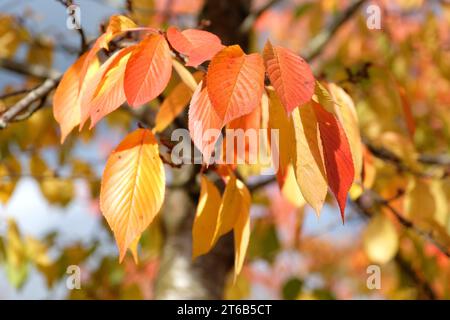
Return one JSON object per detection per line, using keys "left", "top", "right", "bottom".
{"left": 154, "top": 0, "right": 252, "bottom": 299}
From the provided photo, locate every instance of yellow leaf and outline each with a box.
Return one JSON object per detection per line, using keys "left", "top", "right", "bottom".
{"left": 100, "top": 128, "right": 165, "bottom": 262}
{"left": 267, "top": 88, "right": 295, "bottom": 186}
{"left": 192, "top": 175, "right": 222, "bottom": 259}
{"left": 5, "top": 219, "right": 28, "bottom": 288}
{"left": 213, "top": 173, "right": 251, "bottom": 278}
{"left": 232, "top": 181, "right": 251, "bottom": 278}
{"left": 291, "top": 103, "right": 327, "bottom": 215}
{"left": 154, "top": 71, "right": 203, "bottom": 132}
{"left": 363, "top": 213, "right": 398, "bottom": 264}
{"left": 0, "top": 157, "right": 21, "bottom": 204}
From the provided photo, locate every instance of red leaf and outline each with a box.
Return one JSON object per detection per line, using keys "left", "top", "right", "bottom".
{"left": 313, "top": 101, "right": 354, "bottom": 221}
{"left": 167, "top": 26, "right": 224, "bottom": 67}
{"left": 124, "top": 34, "right": 172, "bottom": 107}
{"left": 263, "top": 41, "right": 315, "bottom": 114}
{"left": 206, "top": 45, "right": 265, "bottom": 126}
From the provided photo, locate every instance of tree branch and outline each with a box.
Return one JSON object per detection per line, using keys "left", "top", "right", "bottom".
{"left": 0, "top": 76, "right": 61, "bottom": 129}
{"left": 55, "top": 0, "right": 88, "bottom": 55}
{"left": 355, "top": 189, "right": 450, "bottom": 259}
{"left": 303, "top": 0, "right": 367, "bottom": 61}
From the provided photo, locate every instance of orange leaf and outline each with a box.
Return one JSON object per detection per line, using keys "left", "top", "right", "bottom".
{"left": 206, "top": 45, "right": 265, "bottom": 125}
{"left": 53, "top": 52, "right": 87, "bottom": 143}
{"left": 100, "top": 128, "right": 165, "bottom": 262}
{"left": 167, "top": 26, "right": 224, "bottom": 67}
{"left": 86, "top": 47, "right": 134, "bottom": 128}
{"left": 263, "top": 41, "right": 315, "bottom": 114}
{"left": 78, "top": 15, "right": 137, "bottom": 89}
{"left": 313, "top": 101, "right": 354, "bottom": 221}
{"left": 188, "top": 81, "right": 223, "bottom": 164}
{"left": 124, "top": 34, "right": 172, "bottom": 107}
{"left": 78, "top": 49, "right": 126, "bottom": 128}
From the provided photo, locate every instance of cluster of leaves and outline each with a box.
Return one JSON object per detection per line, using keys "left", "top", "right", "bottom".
{"left": 53, "top": 15, "right": 359, "bottom": 275}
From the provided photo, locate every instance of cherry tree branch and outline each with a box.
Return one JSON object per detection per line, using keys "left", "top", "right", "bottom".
{"left": 55, "top": 0, "right": 88, "bottom": 54}
{"left": 0, "top": 76, "right": 61, "bottom": 129}
{"left": 303, "top": 0, "right": 367, "bottom": 61}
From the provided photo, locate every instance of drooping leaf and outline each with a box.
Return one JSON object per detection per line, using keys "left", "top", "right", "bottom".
{"left": 53, "top": 52, "right": 99, "bottom": 142}
{"left": 206, "top": 45, "right": 265, "bottom": 125}
{"left": 313, "top": 101, "right": 354, "bottom": 220}
{"left": 291, "top": 103, "right": 327, "bottom": 215}
{"left": 227, "top": 97, "right": 262, "bottom": 164}
{"left": 188, "top": 81, "right": 222, "bottom": 164}
{"left": 326, "top": 83, "right": 363, "bottom": 182}
{"left": 100, "top": 128, "right": 165, "bottom": 261}
{"left": 124, "top": 34, "right": 172, "bottom": 107}
{"left": 167, "top": 26, "right": 224, "bottom": 67}
{"left": 79, "top": 15, "right": 137, "bottom": 88}
{"left": 267, "top": 88, "right": 296, "bottom": 186}
{"left": 263, "top": 40, "right": 315, "bottom": 114}
{"left": 154, "top": 71, "right": 203, "bottom": 132}
{"left": 87, "top": 47, "right": 134, "bottom": 128}
{"left": 213, "top": 173, "right": 251, "bottom": 278}
{"left": 192, "top": 175, "right": 222, "bottom": 258}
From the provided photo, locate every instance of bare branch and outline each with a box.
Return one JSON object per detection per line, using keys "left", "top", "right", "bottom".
{"left": 239, "top": 0, "right": 282, "bottom": 34}
{"left": 0, "top": 76, "right": 61, "bottom": 129}
{"left": 55, "top": 0, "right": 88, "bottom": 54}
{"left": 0, "top": 58, "right": 60, "bottom": 79}
{"left": 303, "top": 0, "right": 367, "bottom": 61}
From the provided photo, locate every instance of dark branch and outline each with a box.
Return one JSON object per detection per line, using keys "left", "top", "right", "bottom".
{"left": 55, "top": 0, "right": 88, "bottom": 54}
{"left": 355, "top": 189, "right": 450, "bottom": 259}
{"left": 0, "top": 76, "right": 61, "bottom": 129}
{"left": 303, "top": 0, "right": 367, "bottom": 61}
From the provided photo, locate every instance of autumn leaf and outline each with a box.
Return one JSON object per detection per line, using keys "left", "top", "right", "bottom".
{"left": 291, "top": 103, "right": 327, "bottom": 215}
{"left": 100, "top": 128, "right": 165, "bottom": 261}
{"left": 154, "top": 71, "right": 203, "bottom": 133}
{"left": 166, "top": 26, "right": 224, "bottom": 67}
{"left": 263, "top": 40, "right": 315, "bottom": 114}
{"left": 213, "top": 173, "right": 251, "bottom": 278}
{"left": 206, "top": 45, "right": 265, "bottom": 125}
{"left": 78, "top": 15, "right": 137, "bottom": 89}
{"left": 326, "top": 83, "right": 363, "bottom": 182}
{"left": 124, "top": 34, "right": 172, "bottom": 107}
{"left": 53, "top": 51, "right": 99, "bottom": 142}
{"left": 313, "top": 101, "right": 354, "bottom": 220}
{"left": 188, "top": 80, "right": 223, "bottom": 164}
{"left": 87, "top": 47, "right": 134, "bottom": 128}
{"left": 192, "top": 175, "right": 222, "bottom": 258}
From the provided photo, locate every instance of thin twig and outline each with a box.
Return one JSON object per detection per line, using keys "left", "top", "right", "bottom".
{"left": 303, "top": 0, "right": 367, "bottom": 61}
{"left": 0, "top": 76, "right": 61, "bottom": 129}
{"left": 55, "top": 0, "right": 88, "bottom": 54}
{"left": 239, "top": 0, "right": 282, "bottom": 34}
